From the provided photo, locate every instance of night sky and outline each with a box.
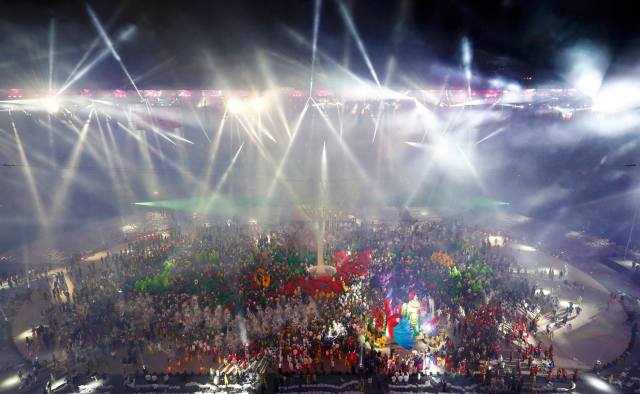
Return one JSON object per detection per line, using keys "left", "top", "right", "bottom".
{"left": 0, "top": 0, "right": 639, "bottom": 88}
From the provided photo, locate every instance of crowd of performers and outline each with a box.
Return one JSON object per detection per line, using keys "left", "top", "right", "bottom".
{"left": 22, "top": 217, "right": 573, "bottom": 390}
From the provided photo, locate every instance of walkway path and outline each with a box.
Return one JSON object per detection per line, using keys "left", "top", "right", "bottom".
{"left": 506, "top": 243, "right": 630, "bottom": 369}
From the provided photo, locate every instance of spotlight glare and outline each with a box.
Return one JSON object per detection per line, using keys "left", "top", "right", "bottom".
{"left": 250, "top": 97, "right": 265, "bottom": 111}
{"left": 513, "top": 244, "right": 537, "bottom": 252}
{"left": 593, "top": 82, "right": 640, "bottom": 113}
{"left": 0, "top": 375, "right": 20, "bottom": 389}
{"left": 433, "top": 139, "right": 456, "bottom": 161}
{"left": 583, "top": 374, "right": 613, "bottom": 393}
{"left": 43, "top": 96, "right": 60, "bottom": 113}
{"left": 576, "top": 70, "right": 603, "bottom": 98}
{"left": 227, "top": 98, "right": 243, "bottom": 113}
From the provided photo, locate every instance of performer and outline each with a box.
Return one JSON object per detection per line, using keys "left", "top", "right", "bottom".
{"left": 403, "top": 291, "right": 421, "bottom": 335}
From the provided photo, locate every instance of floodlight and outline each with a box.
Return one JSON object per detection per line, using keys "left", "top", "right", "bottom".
{"left": 227, "top": 98, "right": 243, "bottom": 113}
{"left": 43, "top": 96, "right": 60, "bottom": 114}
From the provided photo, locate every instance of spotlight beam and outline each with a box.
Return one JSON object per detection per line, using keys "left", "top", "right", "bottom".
{"left": 320, "top": 140, "right": 328, "bottom": 207}
{"left": 57, "top": 25, "right": 136, "bottom": 96}
{"left": 164, "top": 131, "right": 195, "bottom": 144}
{"left": 214, "top": 143, "right": 244, "bottom": 194}
{"left": 103, "top": 114, "right": 136, "bottom": 201}
{"left": 462, "top": 37, "right": 473, "bottom": 100}
{"left": 61, "top": 2, "right": 130, "bottom": 89}
{"left": 230, "top": 120, "right": 304, "bottom": 214}
{"left": 0, "top": 121, "right": 62, "bottom": 168}
{"left": 61, "top": 37, "right": 102, "bottom": 89}
{"left": 623, "top": 201, "right": 640, "bottom": 260}
{"left": 217, "top": 105, "right": 307, "bottom": 211}
{"left": 198, "top": 111, "right": 229, "bottom": 196}
{"left": 125, "top": 114, "right": 161, "bottom": 200}
{"left": 202, "top": 143, "right": 245, "bottom": 212}
{"left": 231, "top": 113, "right": 269, "bottom": 153}
{"left": 309, "top": 0, "right": 322, "bottom": 96}
{"left": 404, "top": 158, "right": 437, "bottom": 208}
{"left": 86, "top": 4, "right": 142, "bottom": 98}
{"left": 48, "top": 19, "right": 55, "bottom": 94}
{"left": 94, "top": 113, "right": 129, "bottom": 220}
{"left": 265, "top": 98, "right": 310, "bottom": 202}
{"left": 116, "top": 121, "right": 142, "bottom": 141}
{"left": 48, "top": 108, "right": 95, "bottom": 219}
{"left": 188, "top": 102, "right": 211, "bottom": 142}
{"left": 113, "top": 115, "right": 193, "bottom": 195}
{"left": 255, "top": 53, "right": 292, "bottom": 140}
{"left": 475, "top": 126, "right": 507, "bottom": 145}
{"left": 115, "top": 121, "right": 201, "bottom": 186}
{"left": 311, "top": 97, "right": 381, "bottom": 201}
{"left": 132, "top": 57, "right": 176, "bottom": 84}
{"left": 124, "top": 108, "right": 176, "bottom": 145}
{"left": 8, "top": 111, "right": 47, "bottom": 224}
{"left": 371, "top": 56, "right": 399, "bottom": 144}
{"left": 337, "top": 0, "right": 381, "bottom": 87}
{"left": 455, "top": 142, "right": 487, "bottom": 195}
{"left": 48, "top": 115, "right": 109, "bottom": 172}
{"left": 284, "top": 27, "right": 376, "bottom": 92}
